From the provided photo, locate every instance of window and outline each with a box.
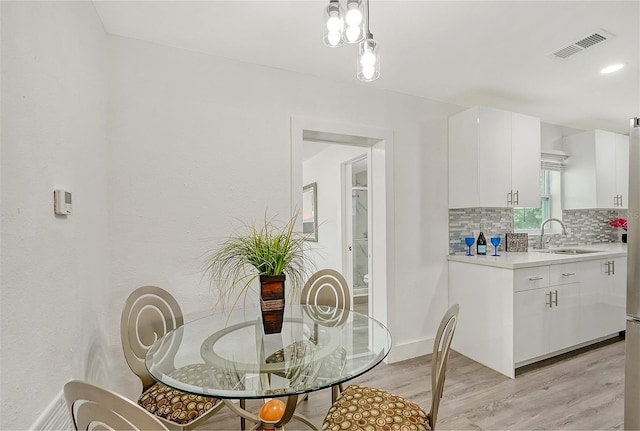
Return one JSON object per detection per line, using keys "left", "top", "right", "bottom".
{"left": 514, "top": 170, "right": 558, "bottom": 232}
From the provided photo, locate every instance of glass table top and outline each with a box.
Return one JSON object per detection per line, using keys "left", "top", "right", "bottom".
{"left": 145, "top": 305, "right": 391, "bottom": 399}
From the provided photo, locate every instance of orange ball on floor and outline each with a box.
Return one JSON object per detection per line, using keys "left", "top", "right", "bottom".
{"left": 259, "top": 399, "right": 286, "bottom": 422}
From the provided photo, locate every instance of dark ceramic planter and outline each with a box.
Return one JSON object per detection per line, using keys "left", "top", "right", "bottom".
{"left": 259, "top": 274, "right": 286, "bottom": 334}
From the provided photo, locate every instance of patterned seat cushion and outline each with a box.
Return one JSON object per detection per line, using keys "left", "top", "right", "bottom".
{"left": 322, "top": 384, "right": 429, "bottom": 431}
{"left": 266, "top": 340, "right": 313, "bottom": 364}
{"left": 265, "top": 340, "right": 314, "bottom": 380}
{"left": 266, "top": 341, "right": 347, "bottom": 383}
{"left": 318, "top": 347, "right": 347, "bottom": 378}
{"left": 138, "top": 364, "right": 221, "bottom": 425}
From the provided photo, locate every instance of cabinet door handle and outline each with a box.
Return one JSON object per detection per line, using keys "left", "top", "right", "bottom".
{"left": 620, "top": 195, "right": 623, "bottom": 207}
{"left": 514, "top": 190, "right": 519, "bottom": 206}
{"left": 611, "top": 260, "right": 615, "bottom": 275}
{"left": 614, "top": 195, "right": 619, "bottom": 207}
{"left": 529, "top": 276, "right": 543, "bottom": 281}
{"left": 507, "top": 190, "right": 513, "bottom": 206}
{"left": 546, "top": 291, "right": 552, "bottom": 308}
{"left": 605, "top": 261, "right": 612, "bottom": 275}
{"left": 562, "top": 273, "right": 575, "bottom": 277}
{"left": 552, "top": 290, "right": 558, "bottom": 306}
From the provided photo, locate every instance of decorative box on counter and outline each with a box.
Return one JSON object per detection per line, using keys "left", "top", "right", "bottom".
{"left": 505, "top": 233, "right": 528, "bottom": 252}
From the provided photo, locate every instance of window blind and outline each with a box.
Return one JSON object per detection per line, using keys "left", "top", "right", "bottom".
{"left": 541, "top": 150, "right": 569, "bottom": 171}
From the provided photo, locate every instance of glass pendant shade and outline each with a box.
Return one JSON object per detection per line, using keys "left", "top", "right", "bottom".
{"left": 357, "top": 36, "right": 380, "bottom": 81}
{"left": 323, "top": 0, "right": 380, "bottom": 81}
{"left": 344, "top": 0, "right": 364, "bottom": 43}
{"left": 323, "top": 0, "right": 344, "bottom": 47}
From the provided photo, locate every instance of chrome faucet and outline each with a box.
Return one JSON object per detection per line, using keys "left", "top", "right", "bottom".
{"left": 539, "top": 218, "right": 568, "bottom": 249}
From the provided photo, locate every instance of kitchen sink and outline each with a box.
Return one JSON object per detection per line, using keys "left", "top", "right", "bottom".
{"left": 535, "top": 248, "right": 602, "bottom": 255}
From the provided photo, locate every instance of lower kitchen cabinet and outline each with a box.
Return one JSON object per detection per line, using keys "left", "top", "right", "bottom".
{"left": 549, "top": 282, "right": 583, "bottom": 352}
{"left": 596, "top": 257, "right": 627, "bottom": 337}
{"left": 514, "top": 279, "right": 582, "bottom": 363}
{"left": 449, "top": 256, "right": 626, "bottom": 378}
{"left": 514, "top": 286, "right": 550, "bottom": 363}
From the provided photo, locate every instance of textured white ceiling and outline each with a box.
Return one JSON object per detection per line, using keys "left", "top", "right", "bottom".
{"left": 93, "top": 0, "right": 640, "bottom": 134}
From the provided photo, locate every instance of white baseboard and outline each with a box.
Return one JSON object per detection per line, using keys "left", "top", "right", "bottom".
{"left": 30, "top": 391, "right": 73, "bottom": 431}
{"left": 385, "top": 336, "right": 434, "bottom": 363}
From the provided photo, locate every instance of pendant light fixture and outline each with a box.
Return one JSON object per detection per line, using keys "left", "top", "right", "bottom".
{"left": 357, "top": 0, "right": 379, "bottom": 81}
{"left": 344, "top": 0, "right": 365, "bottom": 44}
{"left": 323, "top": 0, "right": 344, "bottom": 47}
{"left": 357, "top": 34, "right": 379, "bottom": 82}
{"left": 323, "top": 0, "right": 379, "bottom": 82}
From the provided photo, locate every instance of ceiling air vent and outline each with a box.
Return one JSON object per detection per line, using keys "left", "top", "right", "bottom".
{"left": 554, "top": 45, "right": 582, "bottom": 59}
{"left": 549, "top": 29, "right": 615, "bottom": 60}
{"left": 575, "top": 33, "right": 607, "bottom": 48}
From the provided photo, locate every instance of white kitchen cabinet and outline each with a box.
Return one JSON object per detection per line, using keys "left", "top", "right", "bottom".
{"left": 448, "top": 261, "right": 516, "bottom": 377}
{"left": 448, "top": 106, "right": 541, "bottom": 208}
{"left": 563, "top": 129, "right": 630, "bottom": 209}
{"left": 547, "top": 282, "right": 583, "bottom": 353}
{"left": 449, "top": 252, "right": 626, "bottom": 378}
{"left": 514, "top": 287, "right": 549, "bottom": 363}
{"left": 615, "top": 133, "right": 630, "bottom": 208}
{"left": 579, "top": 257, "right": 626, "bottom": 341}
{"left": 511, "top": 112, "right": 542, "bottom": 208}
{"left": 597, "top": 257, "right": 627, "bottom": 337}
{"left": 514, "top": 265, "right": 583, "bottom": 363}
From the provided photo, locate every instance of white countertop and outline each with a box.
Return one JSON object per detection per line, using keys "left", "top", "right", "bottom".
{"left": 447, "top": 243, "right": 627, "bottom": 269}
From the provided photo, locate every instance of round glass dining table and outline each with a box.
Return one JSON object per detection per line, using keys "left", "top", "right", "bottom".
{"left": 145, "top": 304, "right": 392, "bottom": 430}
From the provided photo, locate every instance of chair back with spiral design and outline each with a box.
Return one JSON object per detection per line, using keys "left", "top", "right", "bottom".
{"left": 64, "top": 380, "right": 170, "bottom": 431}
{"left": 300, "top": 269, "right": 351, "bottom": 326}
{"left": 120, "top": 285, "right": 183, "bottom": 391}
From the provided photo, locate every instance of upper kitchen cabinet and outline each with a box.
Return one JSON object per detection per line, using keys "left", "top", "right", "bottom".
{"left": 448, "top": 106, "right": 541, "bottom": 208}
{"left": 563, "top": 129, "right": 629, "bottom": 209}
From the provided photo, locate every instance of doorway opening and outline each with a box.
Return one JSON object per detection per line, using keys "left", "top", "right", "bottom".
{"left": 291, "top": 117, "right": 394, "bottom": 328}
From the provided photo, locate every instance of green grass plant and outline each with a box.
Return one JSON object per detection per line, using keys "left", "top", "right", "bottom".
{"left": 204, "top": 211, "right": 313, "bottom": 311}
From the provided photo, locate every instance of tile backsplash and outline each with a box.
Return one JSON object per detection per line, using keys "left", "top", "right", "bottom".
{"left": 449, "top": 208, "right": 626, "bottom": 254}
{"left": 530, "top": 209, "right": 625, "bottom": 249}
{"left": 449, "top": 208, "right": 513, "bottom": 254}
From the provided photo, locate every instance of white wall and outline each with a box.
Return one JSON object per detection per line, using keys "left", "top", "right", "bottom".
{"left": 106, "top": 34, "right": 460, "bottom": 392}
{"left": 303, "top": 144, "right": 368, "bottom": 273}
{"left": 0, "top": 2, "right": 109, "bottom": 429}
{"left": 0, "top": 6, "right": 462, "bottom": 423}
{"left": 542, "top": 122, "right": 582, "bottom": 152}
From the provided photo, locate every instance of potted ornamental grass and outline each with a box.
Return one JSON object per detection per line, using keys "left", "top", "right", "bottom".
{"left": 204, "top": 211, "right": 314, "bottom": 333}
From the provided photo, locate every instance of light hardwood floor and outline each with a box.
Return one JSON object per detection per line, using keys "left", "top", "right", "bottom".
{"left": 203, "top": 337, "right": 625, "bottom": 430}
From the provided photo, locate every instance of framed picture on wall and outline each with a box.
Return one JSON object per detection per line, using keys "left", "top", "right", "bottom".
{"left": 302, "top": 182, "right": 318, "bottom": 242}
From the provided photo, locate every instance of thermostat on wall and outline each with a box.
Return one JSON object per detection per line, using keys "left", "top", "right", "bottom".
{"left": 54, "top": 189, "right": 72, "bottom": 215}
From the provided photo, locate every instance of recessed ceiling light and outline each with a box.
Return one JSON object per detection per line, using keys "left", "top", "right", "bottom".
{"left": 600, "top": 63, "right": 624, "bottom": 74}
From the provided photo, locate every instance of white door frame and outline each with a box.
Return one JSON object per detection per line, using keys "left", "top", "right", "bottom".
{"left": 291, "top": 116, "right": 394, "bottom": 328}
